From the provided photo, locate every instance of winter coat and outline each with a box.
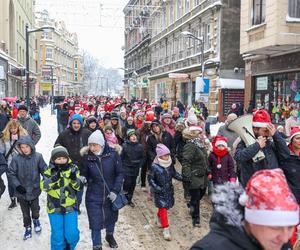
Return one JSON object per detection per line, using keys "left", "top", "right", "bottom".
{"left": 0, "top": 153, "right": 7, "bottom": 176}
{"left": 181, "top": 141, "right": 208, "bottom": 189}
{"left": 282, "top": 151, "right": 300, "bottom": 203}
{"left": 217, "top": 125, "right": 238, "bottom": 150}
{"left": 121, "top": 140, "right": 145, "bottom": 176}
{"left": 41, "top": 162, "right": 81, "bottom": 214}
{"left": 59, "top": 108, "right": 70, "bottom": 127}
{"left": 174, "top": 122, "right": 186, "bottom": 164}
{"left": 122, "top": 122, "right": 136, "bottom": 139}
{"left": 18, "top": 116, "right": 41, "bottom": 145}
{"left": 0, "top": 113, "right": 8, "bottom": 132}
{"left": 0, "top": 138, "right": 19, "bottom": 165}
{"left": 208, "top": 153, "right": 236, "bottom": 185}
{"left": 80, "top": 144, "right": 124, "bottom": 230}
{"left": 8, "top": 136, "right": 47, "bottom": 201}
{"left": 234, "top": 131, "right": 290, "bottom": 187}
{"left": 147, "top": 131, "right": 175, "bottom": 164}
{"left": 190, "top": 183, "right": 292, "bottom": 250}
{"left": 55, "top": 125, "right": 92, "bottom": 169}
{"left": 148, "top": 163, "right": 182, "bottom": 209}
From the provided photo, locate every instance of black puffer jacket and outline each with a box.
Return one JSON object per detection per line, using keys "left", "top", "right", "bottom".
{"left": 234, "top": 131, "right": 290, "bottom": 187}
{"left": 147, "top": 131, "right": 175, "bottom": 164}
{"left": 121, "top": 140, "right": 145, "bottom": 176}
{"left": 282, "top": 151, "right": 300, "bottom": 203}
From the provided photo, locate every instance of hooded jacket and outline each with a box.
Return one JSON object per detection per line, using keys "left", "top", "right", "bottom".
{"left": 8, "top": 136, "right": 47, "bottom": 201}
{"left": 54, "top": 114, "right": 92, "bottom": 169}
{"left": 18, "top": 116, "right": 41, "bottom": 145}
{"left": 190, "top": 183, "right": 292, "bottom": 250}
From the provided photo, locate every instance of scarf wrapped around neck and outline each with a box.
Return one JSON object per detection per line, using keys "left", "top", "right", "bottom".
{"left": 105, "top": 132, "right": 118, "bottom": 146}
{"left": 213, "top": 146, "right": 229, "bottom": 165}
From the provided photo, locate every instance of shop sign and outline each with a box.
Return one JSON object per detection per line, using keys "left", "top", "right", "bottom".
{"left": 256, "top": 76, "right": 268, "bottom": 91}
{"left": 41, "top": 83, "right": 52, "bottom": 91}
{"left": 168, "top": 73, "right": 189, "bottom": 80}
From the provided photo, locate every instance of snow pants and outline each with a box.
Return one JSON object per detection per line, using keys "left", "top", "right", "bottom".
{"left": 91, "top": 223, "right": 115, "bottom": 247}
{"left": 19, "top": 197, "right": 40, "bottom": 228}
{"left": 123, "top": 175, "right": 137, "bottom": 202}
{"left": 48, "top": 211, "right": 80, "bottom": 250}
{"left": 157, "top": 208, "right": 169, "bottom": 228}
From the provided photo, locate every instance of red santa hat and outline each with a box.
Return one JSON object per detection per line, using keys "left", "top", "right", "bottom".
{"left": 290, "top": 127, "right": 300, "bottom": 142}
{"left": 252, "top": 109, "right": 271, "bottom": 128}
{"left": 145, "top": 111, "right": 155, "bottom": 123}
{"left": 212, "top": 135, "right": 228, "bottom": 148}
{"left": 239, "top": 169, "right": 299, "bottom": 226}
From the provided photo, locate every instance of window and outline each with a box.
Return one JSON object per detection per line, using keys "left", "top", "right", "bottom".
{"left": 74, "top": 73, "right": 78, "bottom": 82}
{"left": 46, "top": 48, "right": 53, "bottom": 59}
{"left": 289, "top": 0, "right": 300, "bottom": 18}
{"left": 170, "top": 0, "right": 174, "bottom": 24}
{"left": 205, "top": 23, "right": 211, "bottom": 50}
{"left": 74, "top": 61, "right": 78, "bottom": 69}
{"left": 252, "top": 0, "right": 266, "bottom": 25}
{"left": 177, "top": 0, "right": 182, "bottom": 20}
{"left": 185, "top": 0, "right": 190, "bottom": 14}
{"left": 193, "top": 0, "right": 200, "bottom": 6}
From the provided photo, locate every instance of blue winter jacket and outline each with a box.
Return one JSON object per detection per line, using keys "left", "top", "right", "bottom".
{"left": 148, "top": 163, "right": 182, "bottom": 209}
{"left": 234, "top": 131, "right": 290, "bottom": 187}
{"left": 81, "top": 144, "right": 124, "bottom": 230}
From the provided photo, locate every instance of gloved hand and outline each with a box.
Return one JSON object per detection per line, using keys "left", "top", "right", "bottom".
{"left": 69, "top": 171, "right": 77, "bottom": 181}
{"left": 16, "top": 185, "right": 26, "bottom": 194}
{"left": 108, "top": 192, "right": 117, "bottom": 202}
{"left": 229, "top": 178, "right": 236, "bottom": 183}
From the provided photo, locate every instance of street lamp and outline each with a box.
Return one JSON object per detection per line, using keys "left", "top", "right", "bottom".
{"left": 26, "top": 25, "right": 54, "bottom": 107}
{"left": 181, "top": 31, "right": 204, "bottom": 78}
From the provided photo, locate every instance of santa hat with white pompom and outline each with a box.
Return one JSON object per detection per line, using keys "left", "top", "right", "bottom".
{"left": 239, "top": 168, "right": 299, "bottom": 226}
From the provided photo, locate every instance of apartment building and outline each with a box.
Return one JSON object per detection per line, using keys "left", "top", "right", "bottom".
{"left": 35, "top": 10, "right": 83, "bottom": 97}
{"left": 124, "top": 0, "right": 151, "bottom": 100}
{"left": 241, "top": 0, "right": 300, "bottom": 114}
{"left": 0, "top": 0, "right": 36, "bottom": 98}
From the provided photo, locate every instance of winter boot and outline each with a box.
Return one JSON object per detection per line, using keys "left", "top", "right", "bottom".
{"left": 163, "top": 227, "right": 171, "bottom": 241}
{"left": 92, "top": 246, "right": 102, "bottom": 250}
{"left": 8, "top": 197, "right": 17, "bottom": 210}
{"left": 33, "top": 219, "right": 42, "bottom": 234}
{"left": 192, "top": 217, "right": 200, "bottom": 227}
{"left": 105, "top": 234, "right": 118, "bottom": 248}
{"left": 23, "top": 227, "right": 32, "bottom": 240}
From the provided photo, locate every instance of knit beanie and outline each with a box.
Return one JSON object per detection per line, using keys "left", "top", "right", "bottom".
{"left": 70, "top": 114, "right": 83, "bottom": 126}
{"left": 127, "top": 129, "right": 136, "bottom": 139}
{"left": 88, "top": 130, "right": 105, "bottom": 146}
{"left": 187, "top": 108, "right": 198, "bottom": 125}
{"left": 86, "top": 115, "right": 97, "bottom": 125}
{"left": 151, "top": 119, "right": 161, "bottom": 127}
{"left": 51, "top": 146, "right": 69, "bottom": 162}
{"left": 18, "top": 105, "right": 28, "bottom": 112}
{"left": 156, "top": 143, "right": 170, "bottom": 157}
{"left": 111, "top": 112, "right": 119, "bottom": 120}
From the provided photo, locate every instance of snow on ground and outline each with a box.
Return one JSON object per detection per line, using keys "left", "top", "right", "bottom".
{"left": 0, "top": 106, "right": 212, "bottom": 250}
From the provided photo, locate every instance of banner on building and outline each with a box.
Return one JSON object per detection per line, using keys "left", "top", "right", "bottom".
{"left": 41, "top": 83, "right": 52, "bottom": 91}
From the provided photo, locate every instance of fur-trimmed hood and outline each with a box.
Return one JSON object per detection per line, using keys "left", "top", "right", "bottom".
{"left": 175, "top": 121, "right": 186, "bottom": 132}
{"left": 212, "top": 182, "right": 245, "bottom": 228}
{"left": 182, "top": 127, "right": 200, "bottom": 140}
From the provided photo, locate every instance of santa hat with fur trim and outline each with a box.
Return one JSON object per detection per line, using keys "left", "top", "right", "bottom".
{"left": 252, "top": 109, "right": 271, "bottom": 128}
{"left": 239, "top": 169, "right": 299, "bottom": 226}
{"left": 290, "top": 127, "right": 300, "bottom": 142}
{"left": 212, "top": 135, "right": 228, "bottom": 148}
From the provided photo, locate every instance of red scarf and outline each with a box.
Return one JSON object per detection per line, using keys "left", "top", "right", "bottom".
{"left": 213, "top": 146, "right": 229, "bottom": 164}
{"left": 289, "top": 144, "right": 300, "bottom": 157}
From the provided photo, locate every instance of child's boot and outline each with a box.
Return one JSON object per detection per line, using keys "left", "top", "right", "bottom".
{"left": 23, "top": 227, "right": 32, "bottom": 240}
{"left": 163, "top": 227, "right": 171, "bottom": 241}
{"left": 33, "top": 219, "right": 42, "bottom": 233}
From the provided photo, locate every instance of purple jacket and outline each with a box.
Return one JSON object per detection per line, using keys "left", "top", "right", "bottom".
{"left": 208, "top": 153, "right": 236, "bottom": 185}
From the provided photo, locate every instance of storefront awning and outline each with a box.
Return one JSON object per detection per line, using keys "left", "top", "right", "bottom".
{"left": 217, "top": 78, "right": 245, "bottom": 89}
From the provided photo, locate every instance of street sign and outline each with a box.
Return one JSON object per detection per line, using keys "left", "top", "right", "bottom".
{"left": 168, "top": 73, "right": 189, "bottom": 79}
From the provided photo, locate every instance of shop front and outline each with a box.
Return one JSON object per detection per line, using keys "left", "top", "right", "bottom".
{"left": 254, "top": 72, "right": 300, "bottom": 123}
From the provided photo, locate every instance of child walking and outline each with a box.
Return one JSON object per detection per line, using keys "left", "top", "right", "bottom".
{"left": 8, "top": 135, "right": 47, "bottom": 240}
{"left": 121, "top": 129, "right": 145, "bottom": 207}
{"left": 148, "top": 144, "right": 182, "bottom": 241}
{"left": 208, "top": 136, "right": 236, "bottom": 186}
{"left": 41, "top": 146, "right": 82, "bottom": 250}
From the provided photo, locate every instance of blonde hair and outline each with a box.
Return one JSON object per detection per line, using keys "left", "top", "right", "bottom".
{"left": 2, "top": 120, "right": 28, "bottom": 141}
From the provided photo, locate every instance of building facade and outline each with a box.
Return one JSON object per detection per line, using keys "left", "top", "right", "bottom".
{"left": 241, "top": 0, "right": 300, "bottom": 122}
{"left": 0, "top": 0, "right": 36, "bottom": 98}
{"left": 123, "top": 0, "right": 151, "bottom": 100}
{"left": 35, "top": 10, "right": 83, "bottom": 97}
{"left": 148, "top": 0, "right": 244, "bottom": 114}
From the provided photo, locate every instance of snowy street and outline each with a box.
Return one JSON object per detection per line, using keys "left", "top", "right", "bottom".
{"left": 0, "top": 106, "right": 212, "bottom": 250}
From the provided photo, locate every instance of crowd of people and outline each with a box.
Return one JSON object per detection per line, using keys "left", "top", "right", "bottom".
{"left": 0, "top": 95, "right": 299, "bottom": 250}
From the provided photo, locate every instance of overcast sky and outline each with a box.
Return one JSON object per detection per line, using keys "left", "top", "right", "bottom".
{"left": 35, "top": 0, "right": 127, "bottom": 69}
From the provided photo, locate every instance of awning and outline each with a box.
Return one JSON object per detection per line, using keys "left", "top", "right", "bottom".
{"left": 217, "top": 78, "right": 245, "bottom": 89}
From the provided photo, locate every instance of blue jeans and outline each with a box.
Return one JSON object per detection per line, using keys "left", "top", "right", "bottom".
{"left": 91, "top": 224, "right": 115, "bottom": 246}
{"left": 48, "top": 212, "right": 80, "bottom": 250}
